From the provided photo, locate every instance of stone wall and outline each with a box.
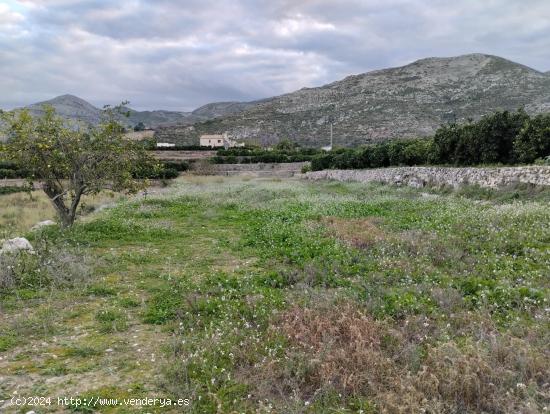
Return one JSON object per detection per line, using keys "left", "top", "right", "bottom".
{"left": 201, "top": 162, "right": 307, "bottom": 177}
{"left": 303, "top": 166, "right": 550, "bottom": 188}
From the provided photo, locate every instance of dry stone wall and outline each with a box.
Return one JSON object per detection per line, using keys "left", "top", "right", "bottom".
{"left": 195, "top": 162, "right": 307, "bottom": 177}
{"left": 304, "top": 166, "right": 550, "bottom": 188}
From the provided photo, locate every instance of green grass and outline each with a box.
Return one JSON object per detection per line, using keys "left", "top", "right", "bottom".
{"left": 0, "top": 176, "right": 548, "bottom": 413}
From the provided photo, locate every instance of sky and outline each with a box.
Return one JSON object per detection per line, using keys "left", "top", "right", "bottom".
{"left": 1, "top": 0, "right": 549, "bottom": 111}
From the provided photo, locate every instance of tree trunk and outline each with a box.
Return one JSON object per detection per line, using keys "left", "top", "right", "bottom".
{"left": 67, "top": 186, "right": 84, "bottom": 227}
{"left": 43, "top": 184, "right": 73, "bottom": 227}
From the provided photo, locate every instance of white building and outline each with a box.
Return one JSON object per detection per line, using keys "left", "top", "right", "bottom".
{"left": 200, "top": 133, "right": 245, "bottom": 148}
{"left": 200, "top": 134, "right": 225, "bottom": 147}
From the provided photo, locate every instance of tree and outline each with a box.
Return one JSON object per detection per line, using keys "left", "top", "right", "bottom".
{"left": 275, "top": 139, "right": 298, "bottom": 152}
{"left": 0, "top": 105, "right": 158, "bottom": 227}
{"left": 514, "top": 114, "right": 550, "bottom": 163}
{"left": 134, "top": 122, "right": 146, "bottom": 131}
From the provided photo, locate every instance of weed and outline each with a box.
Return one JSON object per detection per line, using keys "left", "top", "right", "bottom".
{"left": 95, "top": 308, "right": 128, "bottom": 333}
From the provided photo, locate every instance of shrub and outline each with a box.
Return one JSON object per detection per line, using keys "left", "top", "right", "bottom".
{"left": 95, "top": 308, "right": 128, "bottom": 332}
{"left": 162, "top": 161, "right": 189, "bottom": 172}
{"left": 310, "top": 109, "right": 549, "bottom": 171}
{"left": 0, "top": 168, "right": 16, "bottom": 179}
{"left": 0, "top": 186, "right": 28, "bottom": 195}
{"left": 0, "top": 239, "right": 91, "bottom": 292}
{"left": 514, "top": 113, "right": 550, "bottom": 163}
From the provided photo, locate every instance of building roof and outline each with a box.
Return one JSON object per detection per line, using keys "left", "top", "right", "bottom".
{"left": 200, "top": 134, "right": 224, "bottom": 139}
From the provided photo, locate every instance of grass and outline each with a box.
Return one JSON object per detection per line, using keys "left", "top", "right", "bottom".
{"left": 0, "top": 176, "right": 548, "bottom": 413}
{"left": 0, "top": 189, "right": 126, "bottom": 238}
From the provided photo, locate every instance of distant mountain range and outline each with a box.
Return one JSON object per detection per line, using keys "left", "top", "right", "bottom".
{"left": 7, "top": 53, "right": 550, "bottom": 147}
{"left": 21, "top": 94, "right": 261, "bottom": 129}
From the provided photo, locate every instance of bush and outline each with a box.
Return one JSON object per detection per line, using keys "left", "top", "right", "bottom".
{"left": 212, "top": 147, "right": 320, "bottom": 164}
{"left": 513, "top": 113, "right": 550, "bottom": 163}
{"left": 0, "top": 160, "right": 18, "bottom": 170}
{"left": 430, "top": 109, "right": 536, "bottom": 166}
{"left": 0, "top": 168, "right": 17, "bottom": 179}
{"left": 0, "top": 186, "right": 28, "bottom": 195}
{"left": 0, "top": 239, "right": 91, "bottom": 292}
{"left": 162, "top": 161, "right": 189, "bottom": 172}
{"left": 311, "top": 109, "right": 550, "bottom": 171}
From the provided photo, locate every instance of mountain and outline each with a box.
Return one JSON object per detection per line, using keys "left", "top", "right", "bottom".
{"left": 24, "top": 94, "right": 194, "bottom": 128}
{"left": 27, "top": 94, "right": 103, "bottom": 125}
{"left": 191, "top": 101, "right": 263, "bottom": 118}
{"left": 21, "top": 94, "right": 260, "bottom": 129}
{"left": 156, "top": 54, "right": 550, "bottom": 147}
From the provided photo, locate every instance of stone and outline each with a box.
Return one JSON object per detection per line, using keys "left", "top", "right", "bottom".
{"left": 304, "top": 166, "right": 550, "bottom": 189}
{"left": 31, "top": 220, "right": 56, "bottom": 230}
{"left": 0, "top": 237, "right": 34, "bottom": 255}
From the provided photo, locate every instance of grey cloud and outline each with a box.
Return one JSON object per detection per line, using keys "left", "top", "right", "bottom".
{"left": 1, "top": 0, "right": 549, "bottom": 111}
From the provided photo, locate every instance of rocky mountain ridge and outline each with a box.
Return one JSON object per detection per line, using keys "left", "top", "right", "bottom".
{"left": 156, "top": 53, "right": 550, "bottom": 147}
{"left": 6, "top": 54, "right": 550, "bottom": 147}
{"left": 19, "top": 94, "right": 261, "bottom": 129}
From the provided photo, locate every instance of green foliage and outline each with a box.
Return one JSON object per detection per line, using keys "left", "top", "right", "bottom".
{"left": 142, "top": 287, "right": 183, "bottom": 324}
{"left": 1, "top": 105, "right": 157, "bottom": 227}
{"left": 311, "top": 109, "right": 550, "bottom": 171}
{"left": 213, "top": 145, "right": 322, "bottom": 164}
{"left": 513, "top": 113, "right": 550, "bottom": 163}
{"left": 2, "top": 177, "right": 548, "bottom": 413}
{"left": 274, "top": 138, "right": 299, "bottom": 151}
{"left": 430, "top": 109, "right": 530, "bottom": 165}
{"left": 95, "top": 308, "right": 128, "bottom": 333}
{"left": 0, "top": 333, "right": 18, "bottom": 352}
{"left": 162, "top": 160, "right": 189, "bottom": 171}
{"left": 133, "top": 121, "right": 146, "bottom": 131}
{"left": 0, "top": 185, "right": 27, "bottom": 195}
{"left": 0, "top": 239, "right": 90, "bottom": 293}
{"left": 311, "top": 138, "right": 430, "bottom": 171}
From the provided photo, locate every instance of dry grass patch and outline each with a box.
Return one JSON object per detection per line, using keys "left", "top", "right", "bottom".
{"left": 322, "top": 216, "right": 386, "bottom": 249}
{"left": 0, "top": 190, "right": 124, "bottom": 236}
{"left": 248, "top": 302, "right": 550, "bottom": 413}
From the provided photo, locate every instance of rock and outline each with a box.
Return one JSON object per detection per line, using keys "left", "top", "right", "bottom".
{"left": 0, "top": 237, "right": 34, "bottom": 255}
{"left": 304, "top": 166, "right": 550, "bottom": 189}
{"left": 408, "top": 177, "right": 425, "bottom": 188}
{"left": 31, "top": 220, "right": 56, "bottom": 230}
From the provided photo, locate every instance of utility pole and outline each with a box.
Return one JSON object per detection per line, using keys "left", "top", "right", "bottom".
{"left": 330, "top": 122, "right": 333, "bottom": 149}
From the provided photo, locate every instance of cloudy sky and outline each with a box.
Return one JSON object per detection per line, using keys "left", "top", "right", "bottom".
{"left": 1, "top": 0, "right": 549, "bottom": 111}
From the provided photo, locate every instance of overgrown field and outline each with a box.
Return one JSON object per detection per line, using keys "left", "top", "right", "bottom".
{"left": 1, "top": 176, "right": 549, "bottom": 413}
{"left": 0, "top": 190, "right": 125, "bottom": 238}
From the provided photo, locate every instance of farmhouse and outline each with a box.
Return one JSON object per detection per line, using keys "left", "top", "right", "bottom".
{"left": 200, "top": 134, "right": 225, "bottom": 147}
{"left": 200, "top": 133, "right": 245, "bottom": 148}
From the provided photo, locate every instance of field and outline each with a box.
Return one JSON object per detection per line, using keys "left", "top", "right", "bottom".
{"left": 0, "top": 176, "right": 549, "bottom": 413}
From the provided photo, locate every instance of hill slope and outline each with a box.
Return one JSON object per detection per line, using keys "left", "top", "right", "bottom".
{"left": 24, "top": 95, "right": 196, "bottom": 128}
{"left": 157, "top": 54, "right": 550, "bottom": 147}
{"left": 22, "top": 95, "right": 260, "bottom": 129}
{"left": 26, "top": 94, "right": 103, "bottom": 125}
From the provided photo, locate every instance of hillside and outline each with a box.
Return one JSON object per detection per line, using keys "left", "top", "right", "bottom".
{"left": 26, "top": 95, "right": 102, "bottom": 125}
{"left": 21, "top": 95, "right": 260, "bottom": 129}
{"left": 191, "top": 100, "right": 263, "bottom": 118}
{"left": 24, "top": 94, "right": 195, "bottom": 128}
{"left": 156, "top": 54, "right": 550, "bottom": 147}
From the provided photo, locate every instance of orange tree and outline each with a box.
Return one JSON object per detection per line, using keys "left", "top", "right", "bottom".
{"left": 0, "top": 105, "right": 158, "bottom": 227}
